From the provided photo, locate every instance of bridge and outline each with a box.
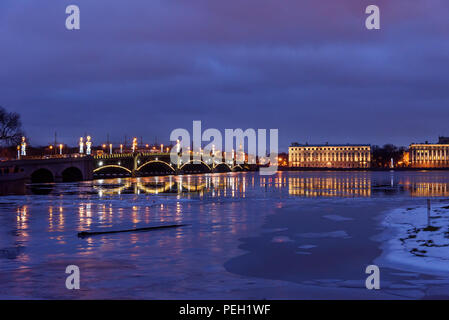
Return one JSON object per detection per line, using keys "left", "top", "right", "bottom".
{"left": 0, "top": 155, "right": 93, "bottom": 184}
{"left": 0, "top": 151, "right": 253, "bottom": 185}
{"left": 93, "top": 152, "right": 253, "bottom": 178}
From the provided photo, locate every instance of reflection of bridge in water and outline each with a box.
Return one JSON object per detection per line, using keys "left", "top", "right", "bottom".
{"left": 93, "top": 152, "right": 252, "bottom": 178}
{"left": 93, "top": 173, "right": 449, "bottom": 199}
{"left": 93, "top": 174, "right": 251, "bottom": 198}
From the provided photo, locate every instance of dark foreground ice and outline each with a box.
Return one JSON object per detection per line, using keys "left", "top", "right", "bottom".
{"left": 1, "top": 171, "right": 449, "bottom": 299}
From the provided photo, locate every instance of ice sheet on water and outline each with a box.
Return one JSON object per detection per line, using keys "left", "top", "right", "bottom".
{"left": 376, "top": 205, "right": 449, "bottom": 276}
{"left": 1, "top": 192, "right": 195, "bottom": 209}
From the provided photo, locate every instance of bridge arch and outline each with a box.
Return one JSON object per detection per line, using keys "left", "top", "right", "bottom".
{"left": 137, "top": 181, "right": 175, "bottom": 194}
{"left": 61, "top": 167, "right": 83, "bottom": 182}
{"left": 137, "top": 160, "right": 175, "bottom": 173}
{"left": 179, "top": 160, "right": 212, "bottom": 172}
{"left": 93, "top": 165, "right": 132, "bottom": 174}
{"left": 214, "top": 162, "right": 232, "bottom": 172}
{"left": 31, "top": 168, "right": 54, "bottom": 184}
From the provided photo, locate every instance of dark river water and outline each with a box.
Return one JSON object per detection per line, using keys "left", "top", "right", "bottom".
{"left": 1, "top": 171, "right": 449, "bottom": 299}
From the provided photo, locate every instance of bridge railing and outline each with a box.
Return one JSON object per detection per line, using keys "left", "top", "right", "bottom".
{"left": 7, "top": 154, "right": 91, "bottom": 161}
{"left": 93, "top": 152, "right": 171, "bottom": 159}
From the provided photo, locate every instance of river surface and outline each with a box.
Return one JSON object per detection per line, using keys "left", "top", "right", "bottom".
{"left": 1, "top": 171, "right": 449, "bottom": 299}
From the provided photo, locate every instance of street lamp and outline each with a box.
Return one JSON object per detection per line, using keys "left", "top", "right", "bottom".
{"left": 120, "top": 144, "right": 123, "bottom": 154}
{"left": 17, "top": 145, "right": 20, "bottom": 159}
{"left": 109, "top": 144, "right": 113, "bottom": 155}
{"left": 86, "top": 136, "right": 92, "bottom": 155}
{"left": 79, "top": 137, "right": 84, "bottom": 154}
{"left": 21, "top": 136, "right": 26, "bottom": 156}
{"left": 132, "top": 137, "right": 137, "bottom": 153}
{"left": 59, "top": 144, "right": 63, "bottom": 155}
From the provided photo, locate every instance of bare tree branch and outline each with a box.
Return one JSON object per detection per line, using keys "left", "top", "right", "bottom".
{"left": 0, "top": 106, "right": 24, "bottom": 146}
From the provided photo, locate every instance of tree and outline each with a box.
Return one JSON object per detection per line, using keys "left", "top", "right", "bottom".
{"left": 371, "top": 144, "right": 407, "bottom": 167}
{"left": 0, "top": 106, "right": 24, "bottom": 146}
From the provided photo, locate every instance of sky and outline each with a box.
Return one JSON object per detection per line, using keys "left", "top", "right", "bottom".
{"left": 0, "top": 0, "right": 448, "bottom": 151}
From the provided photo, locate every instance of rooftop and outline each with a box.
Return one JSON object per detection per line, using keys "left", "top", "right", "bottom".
{"left": 289, "top": 144, "right": 370, "bottom": 148}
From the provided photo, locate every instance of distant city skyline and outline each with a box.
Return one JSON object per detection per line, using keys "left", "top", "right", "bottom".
{"left": 1, "top": 0, "right": 448, "bottom": 150}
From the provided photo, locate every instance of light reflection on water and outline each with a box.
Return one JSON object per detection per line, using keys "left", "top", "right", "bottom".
{"left": 2, "top": 171, "right": 449, "bottom": 298}
{"left": 7, "top": 172, "right": 449, "bottom": 246}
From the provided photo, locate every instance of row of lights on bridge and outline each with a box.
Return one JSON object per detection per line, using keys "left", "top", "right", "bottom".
{"left": 17, "top": 136, "right": 242, "bottom": 162}
{"left": 83, "top": 136, "right": 166, "bottom": 155}
{"left": 16, "top": 135, "right": 168, "bottom": 159}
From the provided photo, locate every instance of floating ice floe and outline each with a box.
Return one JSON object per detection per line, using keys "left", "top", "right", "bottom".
{"left": 271, "top": 236, "right": 294, "bottom": 243}
{"left": 322, "top": 214, "right": 353, "bottom": 222}
{"left": 263, "top": 227, "right": 289, "bottom": 233}
{"left": 298, "top": 244, "right": 317, "bottom": 249}
{"left": 297, "top": 230, "right": 351, "bottom": 239}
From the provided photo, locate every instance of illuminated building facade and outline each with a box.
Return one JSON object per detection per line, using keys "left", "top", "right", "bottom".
{"left": 409, "top": 143, "right": 449, "bottom": 168}
{"left": 288, "top": 144, "right": 371, "bottom": 168}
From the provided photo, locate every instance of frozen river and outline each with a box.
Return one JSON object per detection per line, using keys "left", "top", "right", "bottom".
{"left": 1, "top": 171, "right": 449, "bottom": 299}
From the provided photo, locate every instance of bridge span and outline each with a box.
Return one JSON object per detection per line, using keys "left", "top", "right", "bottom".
{"left": 0, "top": 152, "right": 253, "bottom": 185}
{"left": 93, "top": 152, "right": 252, "bottom": 178}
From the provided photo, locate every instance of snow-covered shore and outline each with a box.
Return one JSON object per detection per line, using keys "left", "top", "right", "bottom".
{"left": 375, "top": 204, "right": 449, "bottom": 277}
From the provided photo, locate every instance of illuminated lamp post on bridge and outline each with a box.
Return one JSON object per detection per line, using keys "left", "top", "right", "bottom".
{"left": 17, "top": 145, "right": 20, "bottom": 160}
{"left": 59, "top": 144, "right": 63, "bottom": 155}
{"left": 21, "top": 136, "right": 27, "bottom": 156}
{"left": 86, "top": 136, "right": 92, "bottom": 155}
{"left": 79, "top": 137, "right": 84, "bottom": 154}
{"left": 120, "top": 144, "right": 123, "bottom": 154}
{"left": 132, "top": 137, "right": 138, "bottom": 153}
{"left": 109, "top": 144, "right": 113, "bottom": 155}
{"left": 176, "top": 139, "right": 181, "bottom": 169}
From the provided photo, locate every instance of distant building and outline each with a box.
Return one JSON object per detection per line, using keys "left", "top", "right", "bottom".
{"left": 288, "top": 144, "right": 371, "bottom": 168}
{"left": 409, "top": 142, "right": 449, "bottom": 168}
{"left": 438, "top": 136, "right": 449, "bottom": 144}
